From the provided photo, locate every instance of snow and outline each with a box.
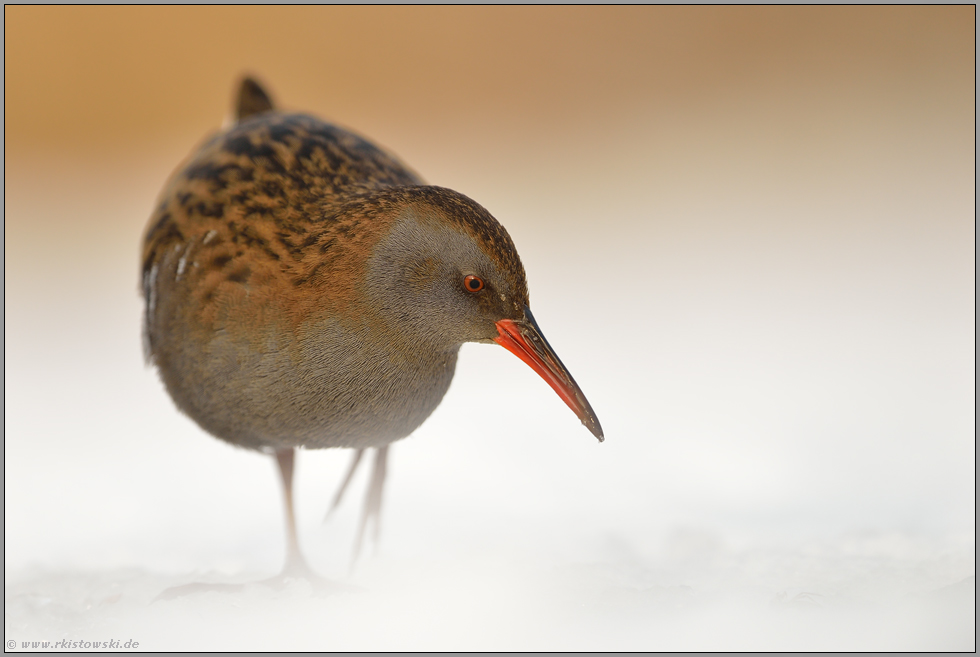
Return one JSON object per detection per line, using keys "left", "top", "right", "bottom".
{"left": 5, "top": 544, "right": 974, "bottom": 650}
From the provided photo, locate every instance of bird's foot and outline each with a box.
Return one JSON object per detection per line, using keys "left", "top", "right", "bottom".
{"left": 255, "top": 567, "right": 349, "bottom": 597}
{"left": 154, "top": 559, "right": 352, "bottom": 601}
{"left": 153, "top": 580, "right": 248, "bottom": 601}
{"left": 265, "top": 555, "right": 357, "bottom": 595}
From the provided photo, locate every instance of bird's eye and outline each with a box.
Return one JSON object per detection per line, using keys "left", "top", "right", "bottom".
{"left": 463, "top": 275, "right": 485, "bottom": 293}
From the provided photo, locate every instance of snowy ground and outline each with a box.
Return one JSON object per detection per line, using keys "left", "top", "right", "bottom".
{"left": 5, "top": 556, "right": 974, "bottom": 651}
{"left": 5, "top": 409, "right": 976, "bottom": 653}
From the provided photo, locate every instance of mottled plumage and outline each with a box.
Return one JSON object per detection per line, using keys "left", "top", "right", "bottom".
{"left": 142, "top": 77, "right": 600, "bottom": 585}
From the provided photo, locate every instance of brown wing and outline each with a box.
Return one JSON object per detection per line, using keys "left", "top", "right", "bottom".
{"left": 140, "top": 110, "right": 423, "bottom": 358}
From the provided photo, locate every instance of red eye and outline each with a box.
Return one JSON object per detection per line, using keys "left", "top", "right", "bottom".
{"left": 463, "top": 275, "right": 485, "bottom": 293}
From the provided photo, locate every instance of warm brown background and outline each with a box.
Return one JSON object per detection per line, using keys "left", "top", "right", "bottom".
{"left": 5, "top": 6, "right": 975, "bottom": 650}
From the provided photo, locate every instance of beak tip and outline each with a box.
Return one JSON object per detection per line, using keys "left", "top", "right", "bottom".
{"left": 497, "top": 312, "right": 604, "bottom": 444}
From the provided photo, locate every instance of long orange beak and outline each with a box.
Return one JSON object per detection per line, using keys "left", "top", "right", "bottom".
{"left": 495, "top": 307, "right": 603, "bottom": 441}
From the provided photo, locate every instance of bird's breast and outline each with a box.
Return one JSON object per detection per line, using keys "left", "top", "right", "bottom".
{"left": 280, "top": 315, "right": 461, "bottom": 449}
{"left": 153, "top": 284, "right": 460, "bottom": 451}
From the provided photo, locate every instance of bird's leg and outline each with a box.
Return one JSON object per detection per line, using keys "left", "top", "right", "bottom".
{"left": 155, "top": 448, "right": 346, "bottom": 601}
{"left": 351, "top": 446, "right": 389, "bottom": 566}
{"left": 261, "top": 448, "right": 351, "bottom": 592}
{"left": 274, "top": 447, "right": 310, "bottom": 577}
{"left": 323, "top": 448, "right": 365, "bottom": 521}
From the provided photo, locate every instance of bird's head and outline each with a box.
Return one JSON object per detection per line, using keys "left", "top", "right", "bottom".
{"left": 362, "top": 186, "right": 603, "bottom": 441}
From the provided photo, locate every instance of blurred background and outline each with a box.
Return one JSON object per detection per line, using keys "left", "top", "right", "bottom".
{"left": 4, "top": 6, "right": 974, "bottom": 650}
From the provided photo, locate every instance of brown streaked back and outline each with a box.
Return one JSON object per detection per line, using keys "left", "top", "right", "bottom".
{"left": 140, "top": 109, "right": 425, "bottom": 355}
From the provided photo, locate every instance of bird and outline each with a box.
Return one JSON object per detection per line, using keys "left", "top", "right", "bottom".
{"left": 142, "top": 77, "right": 602, "bottom": 590}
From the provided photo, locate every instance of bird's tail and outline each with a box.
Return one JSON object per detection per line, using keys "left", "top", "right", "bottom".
{"left": 235, "top": 76, "right": 275, "bottom": 123}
